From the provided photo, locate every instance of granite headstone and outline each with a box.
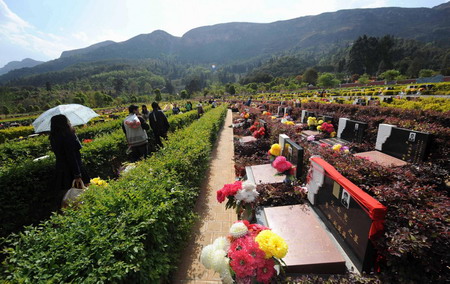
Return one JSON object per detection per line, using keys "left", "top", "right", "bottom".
{"left": 282, "top": 138, "right": 304, "bottom": 180}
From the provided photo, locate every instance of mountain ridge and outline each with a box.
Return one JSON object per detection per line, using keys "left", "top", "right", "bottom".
{"left": 1, "top": 4, "right": 449, "bottom": 84}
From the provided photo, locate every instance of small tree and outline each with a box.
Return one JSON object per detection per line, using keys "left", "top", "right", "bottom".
{"left": 303, "top": 68, "right": 318, "bottom": 85}
{"left": 180, "top": 90, "right": 189, "bottom": 99}
{"left": 1, "top": 105, "right": 10, "bottom": 117}
{"left": 317, "top": 73, "right": 340, "bottom": 88}
{"left": 419, "top": 69, "right": 434, "bottom": 78}
{"left": 358, "top": 73, "right": 370, "bottom": 84}
{"left": 380, "top": 69, "right": 401, "bottom": 81}
{"left": 154, "top": 89, "right": 162, "bottom": 102}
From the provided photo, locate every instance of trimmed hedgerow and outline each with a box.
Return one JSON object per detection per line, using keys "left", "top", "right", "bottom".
{"left": 0, "top": 107, "right": 211, "bottom": 238}
{"left": 0, "top": 126, "right": 34, "bottom": 143}
{"left": 1, "top": 105, "right": 227, "bottom": 282}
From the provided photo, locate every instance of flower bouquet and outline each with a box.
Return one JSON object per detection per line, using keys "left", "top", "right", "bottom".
{"left": 317, "top": 122, "right": 335, "bottom": 137}
{"left": 252, "top": 127, "right": 266, "bottom": 139}
{"left": 217, "top": 181, "right": 259, "bottom": 221}
{"left": 201, "top": 221, "right": 288, "bottom": 284}
{"left": 90, "top": 177, "right": 108, "bottom": 186}
{"left": 307, "top": 116, "right": 317, "bottom": 130}
{"left": 272, "top": 156, "right": 295, "bottom": 184}
{"left": 267, "top": 143, "right": 281, "bottom": 162}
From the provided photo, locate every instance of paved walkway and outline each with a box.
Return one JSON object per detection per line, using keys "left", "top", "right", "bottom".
{"left": 172, "top": 109, "right": 236, "bottom": 283}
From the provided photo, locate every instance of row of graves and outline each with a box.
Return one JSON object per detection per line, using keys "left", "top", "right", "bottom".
{"left": 227, "top": 100, "right": 436, "bottom": 280}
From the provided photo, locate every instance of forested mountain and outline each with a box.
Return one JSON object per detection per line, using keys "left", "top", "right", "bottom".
{"left": 1, "top": 3, "right": 449, "bottom": 85}
{"left": 0, "top": 58, "right": 44, "bottom": 76}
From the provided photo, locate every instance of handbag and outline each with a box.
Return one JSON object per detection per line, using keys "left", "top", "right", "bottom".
{"left": 61, "top": 180, "right": 88, "bottom": 208}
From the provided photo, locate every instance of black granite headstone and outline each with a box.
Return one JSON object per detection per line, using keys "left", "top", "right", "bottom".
{"left": 277, "top": 106, "right": 286, "bottom": 117}
{"left": 282, "top": 138, "right": 304, "bottom": 180}
{"left": 259, "top": 119, "right": 268, "bottom": 138}
{"left": 338, "top": 118, "right": 368, "bottom": 143}
{"left": 319, "top": 114, "right": 334, "bottom": 124}
{"left": 301, "top": 110, "right": 316, "bottom": 123}
{"left": 376, "top": 124, "right": 431, "bottom": 163}
{"left": 307, "top": 158, "right": 386, "bottom": 272}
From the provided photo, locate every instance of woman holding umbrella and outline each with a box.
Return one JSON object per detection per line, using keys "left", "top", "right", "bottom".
{"left": 50, "top": 114, "right": 90, "bottom": 206}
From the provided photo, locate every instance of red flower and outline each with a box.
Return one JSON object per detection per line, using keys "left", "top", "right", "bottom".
{"left": 249, "top": 125, "right": 257, "bottom": 132}
{"left": 272, "top": 156, "right": 293, "bottom": 173}
{"left": 229, "top": 250, "right": 255, "bottom": 278}
{"left": 248, "top": 223, "right": 270, "bottom": 236}
{"left": 288, "top": 167, "right": 296, "bottom": 176}
{"left": 256, "top": 258, "right": 276, "bottom": 284}
{"left": 217, "top": 189, "right": 226, "bottom": 203}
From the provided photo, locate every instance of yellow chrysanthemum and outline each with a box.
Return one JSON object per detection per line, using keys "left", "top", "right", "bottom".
{"left": 317, "top": 126, "right": 322, "bottom": 131}
{"left": 255, "top": 230, "right": 288, "bottom": 259}
{"left": 318, "top": 120, "right": 324, "bottom": 125}
{"left": 332, "top": 144, "right": 342, "bottom": 152}
{"left": 269, "top": 144, "right": 281, "bottom": 156}
{"left": 330, "top": 131, "right": 337, "bottom": 138}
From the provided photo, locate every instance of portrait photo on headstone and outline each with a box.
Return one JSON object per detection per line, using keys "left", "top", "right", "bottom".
{"left": 341, "top": 188, "right": 351, "bottom": 209}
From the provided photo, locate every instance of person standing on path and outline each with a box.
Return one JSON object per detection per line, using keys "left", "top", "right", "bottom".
{"left": 141, "top": 104, "right": 150, "bottom": 123}
{"left": 196, "top": 101, "right": 204, "bottom": 118}
{"left": 149, "top": 102, "right": 170, "bottom": 148}
{"left": 50, "top": 114, "right": 90, "bottom": 208}
{"left": 185, "top": 101, "right": 193, "bottom": 111}
{"left": 122, "top": 105, "right": 150, "bottom": 162}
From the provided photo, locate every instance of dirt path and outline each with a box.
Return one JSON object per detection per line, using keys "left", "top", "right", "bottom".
{"left": 172, "top": 109, "right": 236, "bottom": 283}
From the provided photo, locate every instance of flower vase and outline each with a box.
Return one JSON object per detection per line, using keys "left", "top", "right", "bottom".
{"left": 283, "top": 175, "right": 292, "bottom": 185}
{"left": 237, "top": 205, "right": 256, "bottom": 223}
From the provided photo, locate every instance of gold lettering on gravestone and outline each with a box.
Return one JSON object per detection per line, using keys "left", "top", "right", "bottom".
{"left": 337, "top": 207, "right": 341, "bottom": 214}
{"left": 325, "top": 202, "right": 329, "bottom": 209}
{"left": 332, "top": 182, "right": 340, "bottom": 199}
{"left": 353, "top": 235, "right": 359, "bottom": 244}
{"left": 342, "top": 231, "right": 347, "bottom": 239}
{"left": 344, "top": 213, "right": 349, "bottom": 223}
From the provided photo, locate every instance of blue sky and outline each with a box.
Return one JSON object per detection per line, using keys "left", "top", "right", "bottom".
{"left": 0, "top": 0, "right": 447, "bottom": 67}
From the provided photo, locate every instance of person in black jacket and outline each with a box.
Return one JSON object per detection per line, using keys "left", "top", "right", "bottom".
{"left": 122, "top": 105, "right": 150, "bottom": 162}
{"left": 50, "top": 115, "right": 90, "bottom": 206}
{"left": 149, "top": 102, "right": 170, "bottom": 148}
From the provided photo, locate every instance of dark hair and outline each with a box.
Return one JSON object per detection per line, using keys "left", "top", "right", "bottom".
{"left": 128, "top": 105, "right": 138, "bottom": 113}
{"left": 151, "top": 102, "right": 160, "bottom": 110}
{"left": 49, "top": 114, "right": 74, "bottom": 143}
{"left": 142, "top": 105, "right": 147, "bottom": 109}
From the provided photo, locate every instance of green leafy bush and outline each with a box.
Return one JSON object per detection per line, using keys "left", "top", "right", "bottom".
{"left": 0, "top": 126, "right": 34, "bottom": 143}
{"left": 1, "top": 105, "right": 227, "bottom": 282}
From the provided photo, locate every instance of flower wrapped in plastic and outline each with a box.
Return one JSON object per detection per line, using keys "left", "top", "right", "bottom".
{"left": 267, "top": 143, "right": 281, "bottom": 162}
{"left": 217, "top": 181, "right": 259, "bottom": 221}
{"left": 201, "top": 221, "right": 288, "bottom": 284}
{"left": 272, "top": 156, "right": 295, "bottom": 184}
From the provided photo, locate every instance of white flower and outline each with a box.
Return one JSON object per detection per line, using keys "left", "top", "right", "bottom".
{"left": 235, "top": 188, "right": 259, "bottom": 203}
{"left": 242, "top": 180, "right": 256, "bottom": 191}
{"left": 221, "top": 267, "right": 235, "bottom": 284}
{"left": 211, "top": 249, "right": 228, "bottom": 273}
{"left": 213, "top": 237, "right": 230, "bottom": 251}
{"left": 200, "top": 244, "right": 216, "bottom": 269}
{"left": 229, "top": 222, "right": 248, "bottom": 238}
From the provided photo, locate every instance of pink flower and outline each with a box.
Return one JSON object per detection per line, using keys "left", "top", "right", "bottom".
{"left": 307, "top": 135, "right": 315, "bottom": 141}
{"left": 217, "top": 189, "right": 226, "bottom": 203}
{"left": 320, "top": 143, "right": 329, "bottom": 148}
{"left": 256, "top": 258, "right": 276, "bottom": 284}
{"left": 229, "top": 250, "right": 255, "bottom": 278}
{"left": 272, "top": 156, "right": 293, "bottom": 173}
{"left": 248, "top": 223, "right": 270, "bottom": 236}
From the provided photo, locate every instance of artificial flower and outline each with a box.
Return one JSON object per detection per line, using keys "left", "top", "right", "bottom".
{"left": 211, "top": 249, "right": 228, "bottom": 273}
{"left": 230, "top": 222, "right": 248, "bottom": 238}
{"left": 256, "top": 258, "right": 276, "bottom": 284}
{"left": 255, "top": 230, "right": 288, "bottom": 259}
{"left": 268, "top": 144, "right": 282, "bottom": 156}
{"left": 229, "top": 250, "right": 255, "bottom": 278}
{"left": 307, "top": 135, "right": 315, "bottom": 141}
{"left": 213, "top": 237, "right": 230, "bottom": 251}
{"left": 330, "top": 131, "right": 337, "bottom": 138}
{"left": 332, "top": 144, "right": 342, "bottom": 152}
{"left": 200, "top": 244, "right": 216, "bottom": 269}
{"left": 272, "top": 156, "right": 293, "bottom": 173}
{"left": 235, "top": 188, "right": 258, "bottom": 203}
{"left": 318, "top": 120, "right": 324, "bottom": 125}
{"left": 317, "top": 125, "right": 322, "bottom": 131}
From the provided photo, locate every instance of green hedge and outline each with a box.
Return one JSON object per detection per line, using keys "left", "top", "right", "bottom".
{"left": 0, "top": 107, "right": 211, "bottom": 238}
{"left": 0, "top": 126, "right": 34, "bottom": 143}
{"left": 1, "top": 105, "right": 227, "bottom": 282}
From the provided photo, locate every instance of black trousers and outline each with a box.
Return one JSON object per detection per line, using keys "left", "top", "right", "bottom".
{"left": 131, "top": 143, "right": 148, "bottom": 162}
{"left": 154, "top": 132, "right": 167, "bottom": 149}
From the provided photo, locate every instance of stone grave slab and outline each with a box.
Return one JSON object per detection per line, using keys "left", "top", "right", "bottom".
{"left": 306, "top": 157, "right": 387, "bottom": 272}
{"left": 354, "top": 151, "right": 407, "bottom": 167}
{"left": 239, "top": 136, "right": 257, "bottom": 143}
{"left": 282, "top": 138, "right": 304, "bottom": 180}
{"left": 356, "top": 124, "right": 431, "bottom": 165}
{"left": 245, "top": 164, "right": 286, "bottom": 185}
{"left": 264, "top": 204, "right": 346, "bottom": 274}
{"left": 277, "top": 106, "right": 286, "bottom": 117}
{"left": 279, "top": 134, "right": 289, "bottom": 151}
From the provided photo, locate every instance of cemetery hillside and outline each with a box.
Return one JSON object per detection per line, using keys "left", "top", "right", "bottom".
{"left": 0, "top": 1, "right": 449, "bottom": 283}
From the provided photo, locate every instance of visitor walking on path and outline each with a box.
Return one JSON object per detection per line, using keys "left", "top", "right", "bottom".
{"left": 141, "top": 104, "right": 150, "bottom": 122}
{"left": 122, "top": 105, "right": 150, "bottom": 162}
{"left": 172, "top": 103, "right": 181, "bottom": 115}
{"left": 149, "top": 102, "right": 170, "bottom": 148}
{"left": 50, "top": 114, "right": 90, "bottom": 208}
{"left": 197, "top": 101, "right": 204, "bottom": 118}
{"left": 185, "top": 101, "right": 193, "bottom": 111}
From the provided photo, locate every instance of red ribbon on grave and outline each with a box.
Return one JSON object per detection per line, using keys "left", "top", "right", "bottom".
{"left": 310, "top": 157, "right": 387, "bottom": 240}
